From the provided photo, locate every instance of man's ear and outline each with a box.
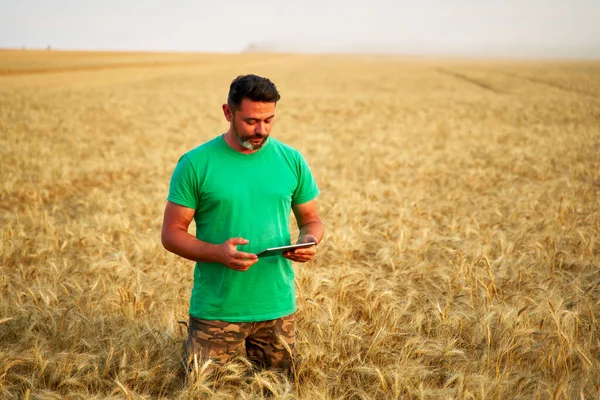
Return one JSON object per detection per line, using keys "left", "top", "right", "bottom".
{"left": 222, "top": 104, "right": 234, "bottom": 122}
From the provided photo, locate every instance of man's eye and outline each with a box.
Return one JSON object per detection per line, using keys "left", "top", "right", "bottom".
{"left": 245, "top": 120, "right": 256, "bottom": 125}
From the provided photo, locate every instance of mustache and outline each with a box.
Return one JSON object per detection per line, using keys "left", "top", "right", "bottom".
{"left": 244, "top": 134, "right": 267, "bottom": 140}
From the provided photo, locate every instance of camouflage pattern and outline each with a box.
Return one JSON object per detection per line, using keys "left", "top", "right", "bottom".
{"left": 184, "top": 313, "right": 295, "bottom": 373}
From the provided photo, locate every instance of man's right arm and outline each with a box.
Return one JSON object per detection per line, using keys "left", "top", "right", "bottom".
{"left": 161, "top": 201, "right": 258, "bottom": 271}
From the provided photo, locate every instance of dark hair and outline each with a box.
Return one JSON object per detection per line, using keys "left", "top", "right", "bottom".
{"left": 227, "top": 74, "right": 281, "bottom": 111}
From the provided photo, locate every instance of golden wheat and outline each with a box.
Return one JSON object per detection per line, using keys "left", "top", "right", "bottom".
{"left": 1, "top": 50, "right": 599, "bottom": 399}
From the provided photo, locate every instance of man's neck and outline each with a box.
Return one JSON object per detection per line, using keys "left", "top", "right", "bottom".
{"left": 222, "top": 130, "right": 259, "bottom": 155}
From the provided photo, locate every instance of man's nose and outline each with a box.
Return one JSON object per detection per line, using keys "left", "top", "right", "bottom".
{"left": 255, "top": 123, "right": 266, "bottom": 135}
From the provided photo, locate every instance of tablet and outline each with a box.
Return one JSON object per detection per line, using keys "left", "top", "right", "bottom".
{"left": 256, "top": 242, "right": 316, "bottom": 258}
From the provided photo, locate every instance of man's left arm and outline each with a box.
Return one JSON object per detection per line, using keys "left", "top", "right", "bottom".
{"left": 284, "top": 199, "right": 324, "bottom": 263}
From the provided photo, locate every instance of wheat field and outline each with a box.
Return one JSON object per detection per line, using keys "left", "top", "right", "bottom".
{"left": 1, "top": 50, "right": 599, "bottom": 399}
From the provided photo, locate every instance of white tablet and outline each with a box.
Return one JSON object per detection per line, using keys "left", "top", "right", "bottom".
{"left": 256, "top": 242, "right": 316, "bottom": 258}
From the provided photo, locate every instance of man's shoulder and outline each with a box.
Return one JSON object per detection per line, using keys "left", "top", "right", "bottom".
{"left": 182, "top": 135, "right": 223, "bottom": 160}
{"left": 269, "top": 137, "right": 304, "bottom": 158}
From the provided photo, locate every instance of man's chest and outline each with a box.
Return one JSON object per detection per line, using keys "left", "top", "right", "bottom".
{"left": 198, "top": 158, "right": 298, "bottom": 209}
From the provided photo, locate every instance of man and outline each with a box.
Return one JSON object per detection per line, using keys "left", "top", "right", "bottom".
{"left": 161, "top": 74, "right": 324, "bottom": 374}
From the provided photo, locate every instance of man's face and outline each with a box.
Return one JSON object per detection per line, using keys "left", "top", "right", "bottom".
{"left": 226, "top": 99, "right": 276, "bottom": 151}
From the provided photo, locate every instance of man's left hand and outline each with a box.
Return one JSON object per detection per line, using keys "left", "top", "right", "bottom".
{"left": 283, "top": 235, "right": 318, "bottom": 263}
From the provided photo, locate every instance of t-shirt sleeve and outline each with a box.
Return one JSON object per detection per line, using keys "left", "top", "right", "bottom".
{"left": 167, "top": 154, "right": 200, "bottom": 209}
{"left": 292, "top": 153, "right": 320, "bottom": 206}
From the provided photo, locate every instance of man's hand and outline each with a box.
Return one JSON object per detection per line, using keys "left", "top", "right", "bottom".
{"left": 284, "top": 235, "right": 318, "bottom": 263}
{"left": 218, "top": 238, "right": 258, "bottom": 271}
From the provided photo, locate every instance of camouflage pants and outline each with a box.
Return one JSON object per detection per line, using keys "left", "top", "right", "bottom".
{"left": 184, "top": 313, "right": 295, "bottom": 373}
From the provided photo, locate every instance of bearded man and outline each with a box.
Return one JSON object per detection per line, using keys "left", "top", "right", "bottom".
{"left": 161, "top": 74, "right": 324, "bottom": 374}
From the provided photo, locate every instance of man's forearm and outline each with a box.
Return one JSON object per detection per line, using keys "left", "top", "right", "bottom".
{"left": 162, "top": 229, "right": 222, "bottom": 263}
{"left": 297, "top": 220, "right": 324, "bottom": 244}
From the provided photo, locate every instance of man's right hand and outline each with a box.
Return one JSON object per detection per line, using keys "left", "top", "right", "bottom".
{"left": 218, "top": 238, "right": 258, "bottom": 271}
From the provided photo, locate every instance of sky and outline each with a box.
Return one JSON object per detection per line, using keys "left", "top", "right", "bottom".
{"left": 1, "top": 0, "right": 599, "bottom": 58}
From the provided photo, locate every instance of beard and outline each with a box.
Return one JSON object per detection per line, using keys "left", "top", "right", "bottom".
{"left": 233, "top": 124, "right": 269, "bottom": 150}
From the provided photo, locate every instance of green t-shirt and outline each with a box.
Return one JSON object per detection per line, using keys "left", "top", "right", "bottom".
{"left": 167, "top": 135, "right": 319, "bottom": 322}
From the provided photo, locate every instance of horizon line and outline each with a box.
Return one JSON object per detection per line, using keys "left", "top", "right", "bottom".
{"left": 1, "top": 46, "right": 599, "bottom": 62}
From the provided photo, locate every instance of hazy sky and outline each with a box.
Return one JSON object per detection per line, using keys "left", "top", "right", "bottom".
{"left": 1, "top": 0, "right": 599, "bottom": 57}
